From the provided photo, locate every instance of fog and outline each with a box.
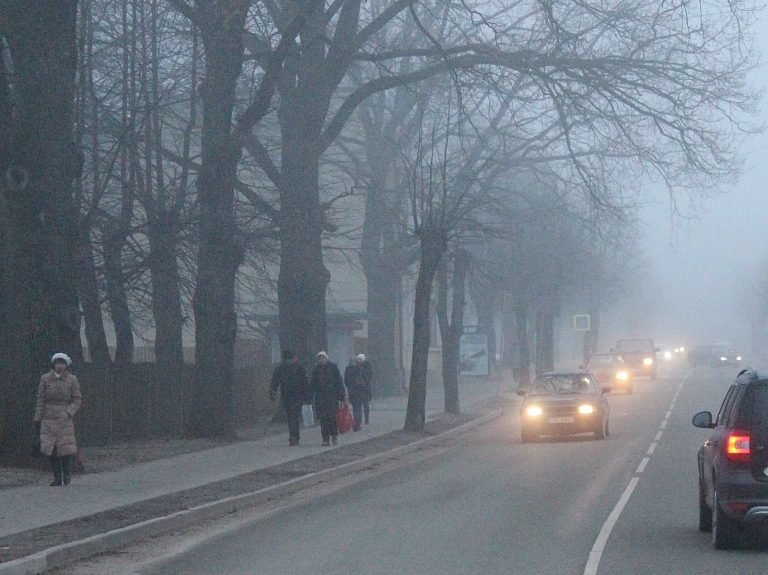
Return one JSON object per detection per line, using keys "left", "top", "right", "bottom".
{"left": 601, "top": 11, "right": 768, "bottom": 361}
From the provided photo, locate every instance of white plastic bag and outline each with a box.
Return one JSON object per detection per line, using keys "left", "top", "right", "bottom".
{"left": 302, "top": 404, "right": 316, "bottom": 428}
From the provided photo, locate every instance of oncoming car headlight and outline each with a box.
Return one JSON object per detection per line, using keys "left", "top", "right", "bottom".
{"left": 578, "top": 405, "right": 594, "bottom": 414}
{"left": 737, "top": 356, "right": 742, "bottom": 361}
{"left": 663, "top": 351, "right": 672, "bottom": 360}
{"left": 643, "top": 357, "right": 654, "bottom": 365}
{"left": 616, "top": 371, "right": 628, "bottom": 380}
{"left": 526, "top": 406, "right": 543, "bottom": 417}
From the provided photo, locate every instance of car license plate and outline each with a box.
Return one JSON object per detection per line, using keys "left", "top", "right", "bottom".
{"left": 548, "top": 416, "right": 575, "bottom": 424}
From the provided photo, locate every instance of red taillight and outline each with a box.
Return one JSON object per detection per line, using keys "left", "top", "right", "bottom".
{"left": 726, "top": 430, "right": 751, "bottom": 462}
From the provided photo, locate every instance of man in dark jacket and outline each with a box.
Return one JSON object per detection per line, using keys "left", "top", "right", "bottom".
{"left": 269, "top": 349, "right": 310, "bottom": 446}
{"left": 344, "top": 353, "right": 373, "bottom": 431}
{"left": 310, "top": 351, "right": 346, "bottom": 446}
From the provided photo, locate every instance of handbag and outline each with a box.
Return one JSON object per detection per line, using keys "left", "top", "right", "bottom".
{"left": 335, "top": 403, "right": 354, "bottom": 434}
{"left": 301, "top": 404, "right": 316, "bottom": 428}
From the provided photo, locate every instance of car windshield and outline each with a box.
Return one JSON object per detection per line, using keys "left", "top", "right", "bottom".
{"left": 615, "top": 340, "right": 654, "bottom": 353}
{"left": 589, "top": 355, "right": 624, "bottom": 367}
{"left": 531, "top": 374, "right": 595, "bottom": 395}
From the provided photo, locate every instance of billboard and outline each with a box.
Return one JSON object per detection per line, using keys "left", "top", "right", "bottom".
{"left": 459, "top": 333, "right": 489, "bottom": 376}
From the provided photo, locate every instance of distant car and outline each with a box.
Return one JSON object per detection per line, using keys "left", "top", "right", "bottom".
{"left": 614, "top": 339, "right": 658, "bottom": 380}
{"left": 692, "top": 368, "right": 768, "bottom": 549}
{"left": 584, "top": 353, "right": 633, "bottom": 394}
{"left": 517, "top": 372, "right": 611, "bottom": 442}
{"left": 710, "top": 342, "right": 741, "bottom": 367}
{"left": 689, "top": 345, "right": 713, "bottom": 367}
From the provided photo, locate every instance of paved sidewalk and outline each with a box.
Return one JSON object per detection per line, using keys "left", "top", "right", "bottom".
{"left": 0, "top": 376, "right": 513, "bottom": 542}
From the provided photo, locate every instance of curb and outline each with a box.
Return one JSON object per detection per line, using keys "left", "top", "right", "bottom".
{"left": 0, "top": 409, "right": 504, "bottom": 575}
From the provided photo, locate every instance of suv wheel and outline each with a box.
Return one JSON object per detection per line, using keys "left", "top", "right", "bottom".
{"left": 712, "top": 490, "right": 738, "bottom": 549}
{"left": 698, "top": 480, "right": 712, "bottom": 532}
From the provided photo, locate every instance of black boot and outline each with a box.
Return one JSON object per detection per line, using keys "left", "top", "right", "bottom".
{"left": 62, "top": 455, "right": 72, "bottom": 485}
{"left": 49, "top": 455, "right": 62, "bottom": 486}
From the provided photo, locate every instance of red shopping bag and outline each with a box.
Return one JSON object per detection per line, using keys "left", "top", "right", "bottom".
{"left": 336, "top": 403, "right": 354, "bottom": 434}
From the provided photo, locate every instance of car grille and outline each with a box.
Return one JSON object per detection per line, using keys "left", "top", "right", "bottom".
{"left": 545, "top": 405, "right": 578, "bottom": 415}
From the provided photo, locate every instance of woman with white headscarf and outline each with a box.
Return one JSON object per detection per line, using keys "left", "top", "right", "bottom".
{"left": 34, "top": 353, "right": 82, "bottom": 486}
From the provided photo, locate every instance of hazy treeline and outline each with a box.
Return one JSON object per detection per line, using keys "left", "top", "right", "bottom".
{"left": 0, "top": 0, "right": 758, "bottom": 452}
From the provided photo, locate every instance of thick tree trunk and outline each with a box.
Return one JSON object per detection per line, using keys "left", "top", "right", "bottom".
{"left": 365, "top": 271, "right": 401, "bottom": 397}
{"left": 276, "top": 134, "right": 329, "bottom": 366}
{"left": 0, "top": 0, "right": 82, "bottom": 458}
{"left": 187, "top": 11, "right": 248, "bottom": 438}
{"left": 405, "top": 229, "right": 447, "bottom": 431}
{"left": 437, "top": 252, "right": 468, "bottom": 415}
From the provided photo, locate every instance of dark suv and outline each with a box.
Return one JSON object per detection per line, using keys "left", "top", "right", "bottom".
{"left": 692, "top": 369, "right": 768, "bottom": 549}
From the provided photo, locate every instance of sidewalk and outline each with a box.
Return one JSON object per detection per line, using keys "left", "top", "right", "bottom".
{"left": 0, "top": 376, "right": 515, "bottom": 572}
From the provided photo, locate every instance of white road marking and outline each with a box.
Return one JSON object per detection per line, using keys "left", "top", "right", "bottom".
{"left": 583, "top": 370, "right": 691, "bottom": 575}
{"left": 583, "top": 478, "right": 640, "bottom": 575}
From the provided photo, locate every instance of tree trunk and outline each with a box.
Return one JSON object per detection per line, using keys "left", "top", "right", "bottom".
{"left": 535, "top": 309, "right": 555, "bottom": 376}
{"left": 148, "top": 216, "right": 184, "bottom": 437}
{"left": 276, "top": 132, "right": 329, "bottom": 366}
{"left": 0, "top": 0, "right": 82, "bottom": 458}
{"left": 76, "top": 226, "right": 111, "bottom": 365}
{"left": 103, "top": 226, "right": 134, "bottom": 365}
{"left": 514, "top": 299, "right": 531, "bottom": 388}
{"left": 365, "top": 271, "right": 401, "bottom": 397}
{"left": 187, "top": 7, "right": 248, "bottom": 438}
{"left": 437, "top": 251, "right": 468, "bottom": 415}
{"left": 405, "top": 229, "right": 447, "bottom": 431}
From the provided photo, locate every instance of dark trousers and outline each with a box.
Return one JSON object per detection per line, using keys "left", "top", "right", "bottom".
{"left": 319, "top": 413, "right": 339, "bottom": 441}
{"left": 284, "top": 402, "right": 303, "bottom": 441}
{"left": 351, "top": 402, "right": 363, "bottom": 427}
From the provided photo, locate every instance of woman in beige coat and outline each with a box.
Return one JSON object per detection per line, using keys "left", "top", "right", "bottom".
{"left": 34, "top": 353, "right": 82, "bottom": 486}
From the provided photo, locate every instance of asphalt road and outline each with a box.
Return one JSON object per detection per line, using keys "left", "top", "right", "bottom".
{"left": 55, "top": 362, "right": 768, "bottom": 575}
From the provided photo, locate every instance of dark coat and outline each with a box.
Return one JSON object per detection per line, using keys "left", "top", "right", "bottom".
{"left": 344, "top": 362, "right": 372, "bottom": 404}
{"left": 310, "top": 361, "right": 345, "bottom": 418}
{"left": 270, "top": 362, "right": 310, "bottom": 408}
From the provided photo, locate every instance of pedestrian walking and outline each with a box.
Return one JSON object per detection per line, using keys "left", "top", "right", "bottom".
{"left": 269, "top": 349, "right": 310, "bottom": 446}
{"left": 34, "top": 353, "right": 82, "bottom": 486}
{"left": 310, "top": 351, "right": 345, "bottom": 446}
{"left": 344, "top": 353, "right": 373, "bottom": 431}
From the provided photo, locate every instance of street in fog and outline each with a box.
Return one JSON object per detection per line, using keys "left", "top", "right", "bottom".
{"left": 110, "top": 363, "right": 763, "bottom": 575}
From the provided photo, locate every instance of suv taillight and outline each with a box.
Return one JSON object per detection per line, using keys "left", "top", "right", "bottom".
{"left": 726, "top": 430, "right": 751, "bottom": 462}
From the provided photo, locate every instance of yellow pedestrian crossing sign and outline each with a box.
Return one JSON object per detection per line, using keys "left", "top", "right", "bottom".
{"left": 574, "top": 314, "right": 590, "bottom": 331}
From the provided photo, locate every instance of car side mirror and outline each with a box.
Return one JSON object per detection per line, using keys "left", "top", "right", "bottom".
{"left": 516, "top": 389, "right": 527, "bottom": 397}
{"left": 692, "top": 411, "right": 714, "bottom": 428}
{"left": 601, "top": 387, "right": 611, "bottom": 394}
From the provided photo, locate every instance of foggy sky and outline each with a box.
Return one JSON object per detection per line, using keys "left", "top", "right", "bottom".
{"left": 625, "top": 10, "right": 768, "bottom": 358}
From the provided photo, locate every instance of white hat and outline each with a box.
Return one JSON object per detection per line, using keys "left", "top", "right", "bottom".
{"left": 317, "top": 351, "right": 329, "bottom": 359}
{"left": 51, "top": 353, "right": 72, "bottom": 366}
{"left": 356, "top": 354, "right": 366, "bottom": 362}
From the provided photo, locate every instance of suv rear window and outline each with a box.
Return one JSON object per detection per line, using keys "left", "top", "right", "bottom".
{"left": 752, "top": 385, "right": 768, "bottom": 432}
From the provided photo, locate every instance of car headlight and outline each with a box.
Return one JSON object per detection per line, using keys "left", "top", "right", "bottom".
{"left": 663, "top": 351, "right": 672, "bottom": 360}
{"left": 643, "top": 357, "right": 653, "bottom": 365}
{"left": 616, "top": 371, "right": 628, "bottom": 380}
{"left": 578, "top": 405, "right": 594, "bottom": 414}
{"left": 736, "top": 356, "right": 742, "bottom": 361}
{"left": 526, "top": 406, "right": 543, "bottom": 417}
{"left": 720, "top": 356, "right": 727, "bottom": 361}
